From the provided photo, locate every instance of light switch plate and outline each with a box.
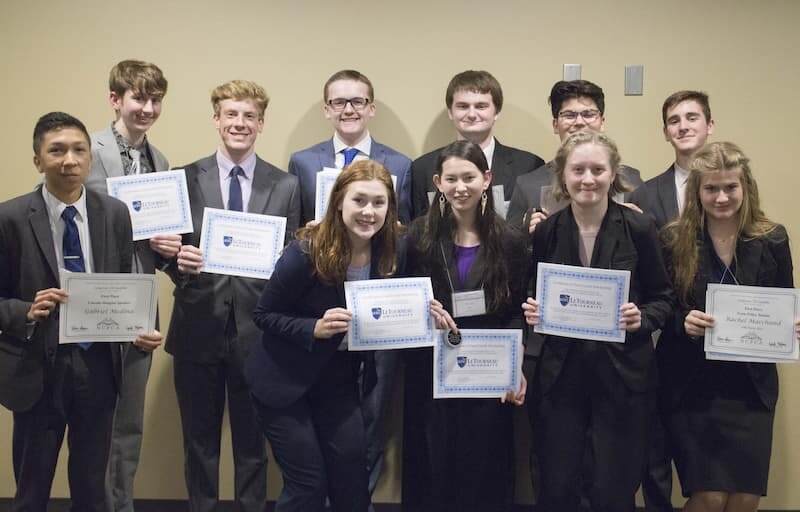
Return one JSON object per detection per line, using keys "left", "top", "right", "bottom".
{"left": 563, "top": 64, "right": 581, "bottom": 81}
{"left": 625, "top": 65, "right": 644, "bottom": 95}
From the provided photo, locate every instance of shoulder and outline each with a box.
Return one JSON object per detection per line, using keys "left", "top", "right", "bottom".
{"left": 90, "top": 127, "right": 114, "bottom": 149}
{"left": 373, "top": 140, "right": 412, "bottom": 166}
{"left": 258, "top": 157, "right": 296, "bottom": 184}
{"left": 762, "top": 223, "right": 790, "bottom": 247}
{"left": 620, "top": 164, "right": 643, "bottom": 182}
{"left": 501, "top": 222, "right": 528, "bottom": 251}
{"left": 87, "top": 187, "right": 127, "bottom": 214}
{"left": 290, "top": 140, "right": 328, "bottom": 160}
{"left": 497, "top": 142, "right": 542, "bottom": 163}
{"left": 518, "top": 162, "right": 553, "bottom": 186}
{"left": 0, "top": 191, "right": 38, "bottom": 220}
{"left": 412, "top": 147, "right": 443, "bottom": 169}
{"left": 180, "top": 155, "right": 215, "bottom": 176}
{"left": 616, "top": 202, "right": 657, "bottom": 237}
{"left": 275, "top": 239, "right": 313, "bottom": 276}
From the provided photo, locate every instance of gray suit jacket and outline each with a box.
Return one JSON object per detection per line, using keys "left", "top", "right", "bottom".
{"left": 86, "top": 126, "right": 170, "bottom": 275}
{"left": 0, "top": 187, "right": 132, "bottom": 411}
{"left": 629, "top": 165, "right": 678, "bottom": 230}
{"left": 506, "top": 161, "right": 644, "bottom": 231}
{"left": 164, "top": 154, "right": 301, "bottom": 363}
{"left": 288, "top": 138, "right": 412, "bottom": 224}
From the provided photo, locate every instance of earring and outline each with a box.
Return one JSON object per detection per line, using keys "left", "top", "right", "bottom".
{"left": 439, "top": 193, "right": 446, "bottom": 216}
{"left": 481, "top": 192, "right": 488, "bottom": 216}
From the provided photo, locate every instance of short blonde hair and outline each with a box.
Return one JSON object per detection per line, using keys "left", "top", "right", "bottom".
{"left": 211, "top": 80, "right": 270, "bottom": 119}
{"left": 552, "top": 131, "right": 629, "bottom": 201}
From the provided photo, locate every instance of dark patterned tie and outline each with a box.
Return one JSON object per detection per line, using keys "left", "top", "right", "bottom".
{"left": 62, "top": 206, "right": 91, "bottom": 350}
{"left": 228, "top": 166, "right": 244, "bottom": 212}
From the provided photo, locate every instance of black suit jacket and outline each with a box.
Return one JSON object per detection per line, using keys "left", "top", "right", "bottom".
{"left": 164, "top": 154, "right": 301, "bottom": 363}
{"left": 629, "top": 165, "right": 678, "bottom": 230}
{"left": 410, "top": 140, "right": 544, "bottom": 219}
{"left": 658, "top": 225, "right": 793, "bottom": 411}
{"left": 530, "top": 202, "right": 674, "bottom": 394}
{"left": 506, "top": 162, "right": 645, "bottom": 230}
{"left": 244, "top": 238, "right": 406, "bottom": 408}
{"left": 0, "top": 187, "right": 131, "bottom": 412}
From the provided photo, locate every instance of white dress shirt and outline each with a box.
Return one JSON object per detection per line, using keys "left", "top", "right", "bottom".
{"left": 41, "top": 184, "right": 94, "bottom": 272}
{"left": 333, "top": 132, "right": 372, "bottom": 169}
{"left": 674, "top": 163, "right": 689, "bottom": 214}
{"left": 217, "top": 150, "right": 256, "bottom": 212}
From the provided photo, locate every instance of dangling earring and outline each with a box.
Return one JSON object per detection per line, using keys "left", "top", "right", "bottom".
{"left": 439, "top": 193, "right": 446, "bottom": 216}
{"left": 480, "top": 192, "right": 488, "bottom": 216}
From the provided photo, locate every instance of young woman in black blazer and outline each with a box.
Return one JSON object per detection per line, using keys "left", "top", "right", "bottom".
{"left": 522, "top": 131, "right": 674, "bottom": 512}
{"left": 403, "top": 140, "right": 527, "bottom": 512}
{"left": 659, "top": 142, "right": 799, "bottom": 512}
{"left": 243, "top": 161, "right": 404, "bottom": 512}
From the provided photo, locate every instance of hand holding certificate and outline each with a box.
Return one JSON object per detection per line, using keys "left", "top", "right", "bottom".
{"left": 58, "top": 271, "right": 157, "bottom": 344}
{"left": 107, "top": 169, "right": 193, "bottom": 241}
{"left": 704, "top": 283, "right": 800, "bottom": 362}
{"left": 433, "top": 329, "right": 522, "bottom": 399}
{"left": 199, "top": 208, "right": 287, "bottom": 280}
{"left": 344, "top": 277, "right": 436, "bottom": 350}
{"left": 534, "top": 263, "right": 630, "bottom": 343}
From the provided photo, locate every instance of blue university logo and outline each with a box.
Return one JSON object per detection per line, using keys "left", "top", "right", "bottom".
{"left": 559, "top": 294, "right": 570, "bottom": 306}
{"left": 223, "top": 235, "right": 233, "bottom": 247}
{"left": 131, "top": 200, "right": 142, "bottom": 212}
{"left": 371, "top": 307, "right": 382, "bottom": 320}
{"left": 457, "top": 356, "right": 468, "bottom": 368}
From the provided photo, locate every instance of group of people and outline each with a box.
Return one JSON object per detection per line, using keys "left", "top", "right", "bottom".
{"left": 0, "top": 59, "right": 797, "bottom": 512}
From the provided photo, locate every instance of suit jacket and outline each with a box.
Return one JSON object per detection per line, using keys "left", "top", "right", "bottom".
{"left": 658, "top": 225, "right": 793, "bottom": 411}
{"left": 164, "top": 154, "right": 301, "bottom": 363}
{"left": 244, "top": 238, "right": 406, "bottom": 408}
{"left": 410, "top": 140, "right": 545, "bottom": 219}
{"left": 0, "top": 187, "right": 132, "bottom": 412}
{"left": 288, "top": 138, "right": 412, "bottom": 225}
{"left": 506, "top": 161, "right": 644, "bottom": 230}
{"left": 629, "top": 165, "right": 678, "bottom": 230}
{"left": 530, "top": 202, "right": 674, "bottom": 394}
{"left": 86, "top": 126, "right": 170, "bottom": 274}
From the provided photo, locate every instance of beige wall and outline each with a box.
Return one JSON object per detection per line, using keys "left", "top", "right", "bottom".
{"left": 2, "top": 0, "right": 799, "bottom": 507}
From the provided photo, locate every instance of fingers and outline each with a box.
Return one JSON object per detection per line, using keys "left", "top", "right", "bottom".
{"left": 619, "top": 302, "right": 642, "bottom": 332}
{"left": 528, "top": 211, "right": 548, "bottom": 235}
{"left": 314, "top": 308, "right": 352, "bottom": 339}
{"left": 522, "top": 297, "right": 540, "bottom": 326}
{"left": 685, "top": 310, "right": 715, "bottom": 337}
{"left": 149, "top": 234, "right": 182, "bottom": 258}
{"left": 133, "top": 330, "right": 163, "bottom": 352}
{"left": 429, "top": 301, "right": 458, "bottom": 332}
{"left": 27, "top": 288, "right": 68, "bottom": 321}
{"left": 621, "top": 202, "right": 643, "bottom": 214}
{"left": 177, "top": 245, "right": 204, "bottom": 274}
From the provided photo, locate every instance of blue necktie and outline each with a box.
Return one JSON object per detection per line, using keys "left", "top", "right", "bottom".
{"left": 228, "top": 166, "right": 244, "bottom": 212}
{"left": 343, "top": 148, "right": 359, "bottom": 167}
{"left": 62, "top": 206, "right": 91, "bottom": 350}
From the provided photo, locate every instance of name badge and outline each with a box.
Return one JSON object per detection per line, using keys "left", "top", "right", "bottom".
{"left": 451, "top": 289, "right": 487, "bottom": 318}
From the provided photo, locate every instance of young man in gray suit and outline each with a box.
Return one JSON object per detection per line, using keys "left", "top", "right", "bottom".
{"left": 630, "top": 90, "right": 714, "bottom": 512}
{"left": 85, "top": 59, "right": 180, "bottom": 512}
{"left": 0, "top": 112, "right": 162, "bottom": 511}
{"left": 410, "top": 70, "right": 545, "bottom": 219}
{"left": 288, "top": 69, "right": 412, "bottom": 224}
{"left": 165, "top": 80, "right": 300, "bottom": 512}
{"left": 506, "top": 80, "right": 644, "bottom": 234}
{"left": 287, "top": 68, "right": 411, "bottom": 503}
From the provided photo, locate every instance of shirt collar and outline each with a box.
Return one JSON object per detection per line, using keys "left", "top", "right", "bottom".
{"left": 482, "top": 136, "right": 496, "bottom": 168}
{"left": 674, "top": 162, "right": 689, "bottom": 184}
{"left": 216, "top": 150, "right": 257, "bottom": 181}
{"left": 41, "top": 183, "right": 88, "bottom": 224}
{"left": 333, "top": 132, "right": 372, "bottom": 157}
{"left": 111, "top": 122, "right": 148, "bottom": 152}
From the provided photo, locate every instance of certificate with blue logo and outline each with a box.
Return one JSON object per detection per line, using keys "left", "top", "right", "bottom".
{"left": 344, "top": 277, "right": 436, "bottom": 350}
{"left": 198, "top": 208, "right": 286, "bottom": 280}
{"left": 704, "top": 284, "right": 799, "bottom": 363}
{"left": 535, "top": 263, "right": 630, "bottom": 343}
{"left": 107, "top": 169, "right": 193, "bottom": 241}
{"left": 433, "top": 329, "right": 523, "bottom": 399}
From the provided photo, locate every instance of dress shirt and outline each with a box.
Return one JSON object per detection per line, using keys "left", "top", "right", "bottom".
{"left": 41, "top": 184, "right": 94, "bottom": 272}
{"left": 674, "top": 163, "right": 689, "bottom": 214}
{"left": 482, "top": 136, "right": 496, "bottom": 170}
{"left": 217, "top": 150, "right": 256, "bottom": 213}
{"left": 333, "top": 132, "right": 372, "bottom": 169}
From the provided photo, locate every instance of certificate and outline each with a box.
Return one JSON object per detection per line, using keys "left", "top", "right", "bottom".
{"left": 199, "top": 208, "right": 286, "bottom": 280}
{"left": 704, "top": 283, "right": 799, "bottom": 362}
{"left": 107, "top": 169, "right": 193, "bottom": 241}
{"left": 433, "top": 329, "right": 522, "bottom": 399}
{"left": 344, "top": 277, "right": 436, "bottom": 350}
{"left": 59, "top": 271, "right": 157, "bottom": 343}
{"left": 535, "top": 262, "right": 630, "bottom": 343}
{"left": 315, "top": 167, "right": 397, "bottom": 221}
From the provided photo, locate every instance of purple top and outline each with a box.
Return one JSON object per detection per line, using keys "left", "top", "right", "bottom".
{"left": 453, "top": 244, "right": 480, "bottom": 288}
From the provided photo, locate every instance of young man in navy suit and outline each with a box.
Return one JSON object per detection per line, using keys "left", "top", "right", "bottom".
{"left": 410, "top": 70, "right": 545, "bottom": 219}
{"left": 85, "top": 59, "right": 180, "bottom": 512}
{"left": 288, "top": 69, "right": 412, "bottom": 224}
{"left": 630, "top": 90, "right": 714, "bottom": 512}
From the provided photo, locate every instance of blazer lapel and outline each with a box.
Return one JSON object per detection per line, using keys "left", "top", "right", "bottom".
{"left": 28, "top": 191, "right": 59, "bottom": 282}
{"left": 491, "top": 141, "right": 512, "bottom": 181}
{"left": 318, "top": 139, "right": 336, "bottom": 170}
{"left": 86, "top": 191, "right": 107, "bottom": 272}
{"left": 248, "top": 158, "right": 276, "bottom": 214}
{"left": 550, "top": 208, "right": 582, "bottom": 267}
{"left": 97, "top": 128, "right": 125, "bottom": 178}
{"left": 369, "top": 141, "right": 387, "bottom": 166}
{"left": 591, "top": 204, "right": 625, "bottom": 268}
{"left": 658, "top": 165, "right": 679, "bottom": 222}
{"left": 197, "top": 156, "right": 225, "bottom": 210}
{"left": 734, "top": 237, "right": 763, "bottom": 286}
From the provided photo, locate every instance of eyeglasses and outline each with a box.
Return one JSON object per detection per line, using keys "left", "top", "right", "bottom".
{"left": 558, "top": 109, "right": 602, "bottom": 122}
{"left": 326, "top": 97, "right": 371, "bottom": 111}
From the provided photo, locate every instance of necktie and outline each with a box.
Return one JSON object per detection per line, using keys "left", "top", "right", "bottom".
{"left": 343, "top": 148, "right": 359, "bottom": 167}
{"left": 228, "top": 166, "right": 244, "bottom": 212}
{"left": 62, "top": 206, "right": 91, "bottom": 350}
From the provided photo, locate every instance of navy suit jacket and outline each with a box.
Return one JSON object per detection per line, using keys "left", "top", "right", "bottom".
{"left": 288, "top": 138, "right": 412, "bottom": 224}
{"left": 245, "top": 238, "right": 406, "bottom": 408}
{"left": 629, "top": 165, "right": 679, "bottom": 230}
{"left": 0, "top": 187, "right": 131, "bottom": 411}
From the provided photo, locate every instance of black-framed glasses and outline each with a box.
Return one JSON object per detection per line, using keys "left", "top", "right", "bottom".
{"left": 327, "top": 97, "right": 371, "bottom": 111}
{"left": 558, "top": 109, "right": 601, "bottom": 122}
